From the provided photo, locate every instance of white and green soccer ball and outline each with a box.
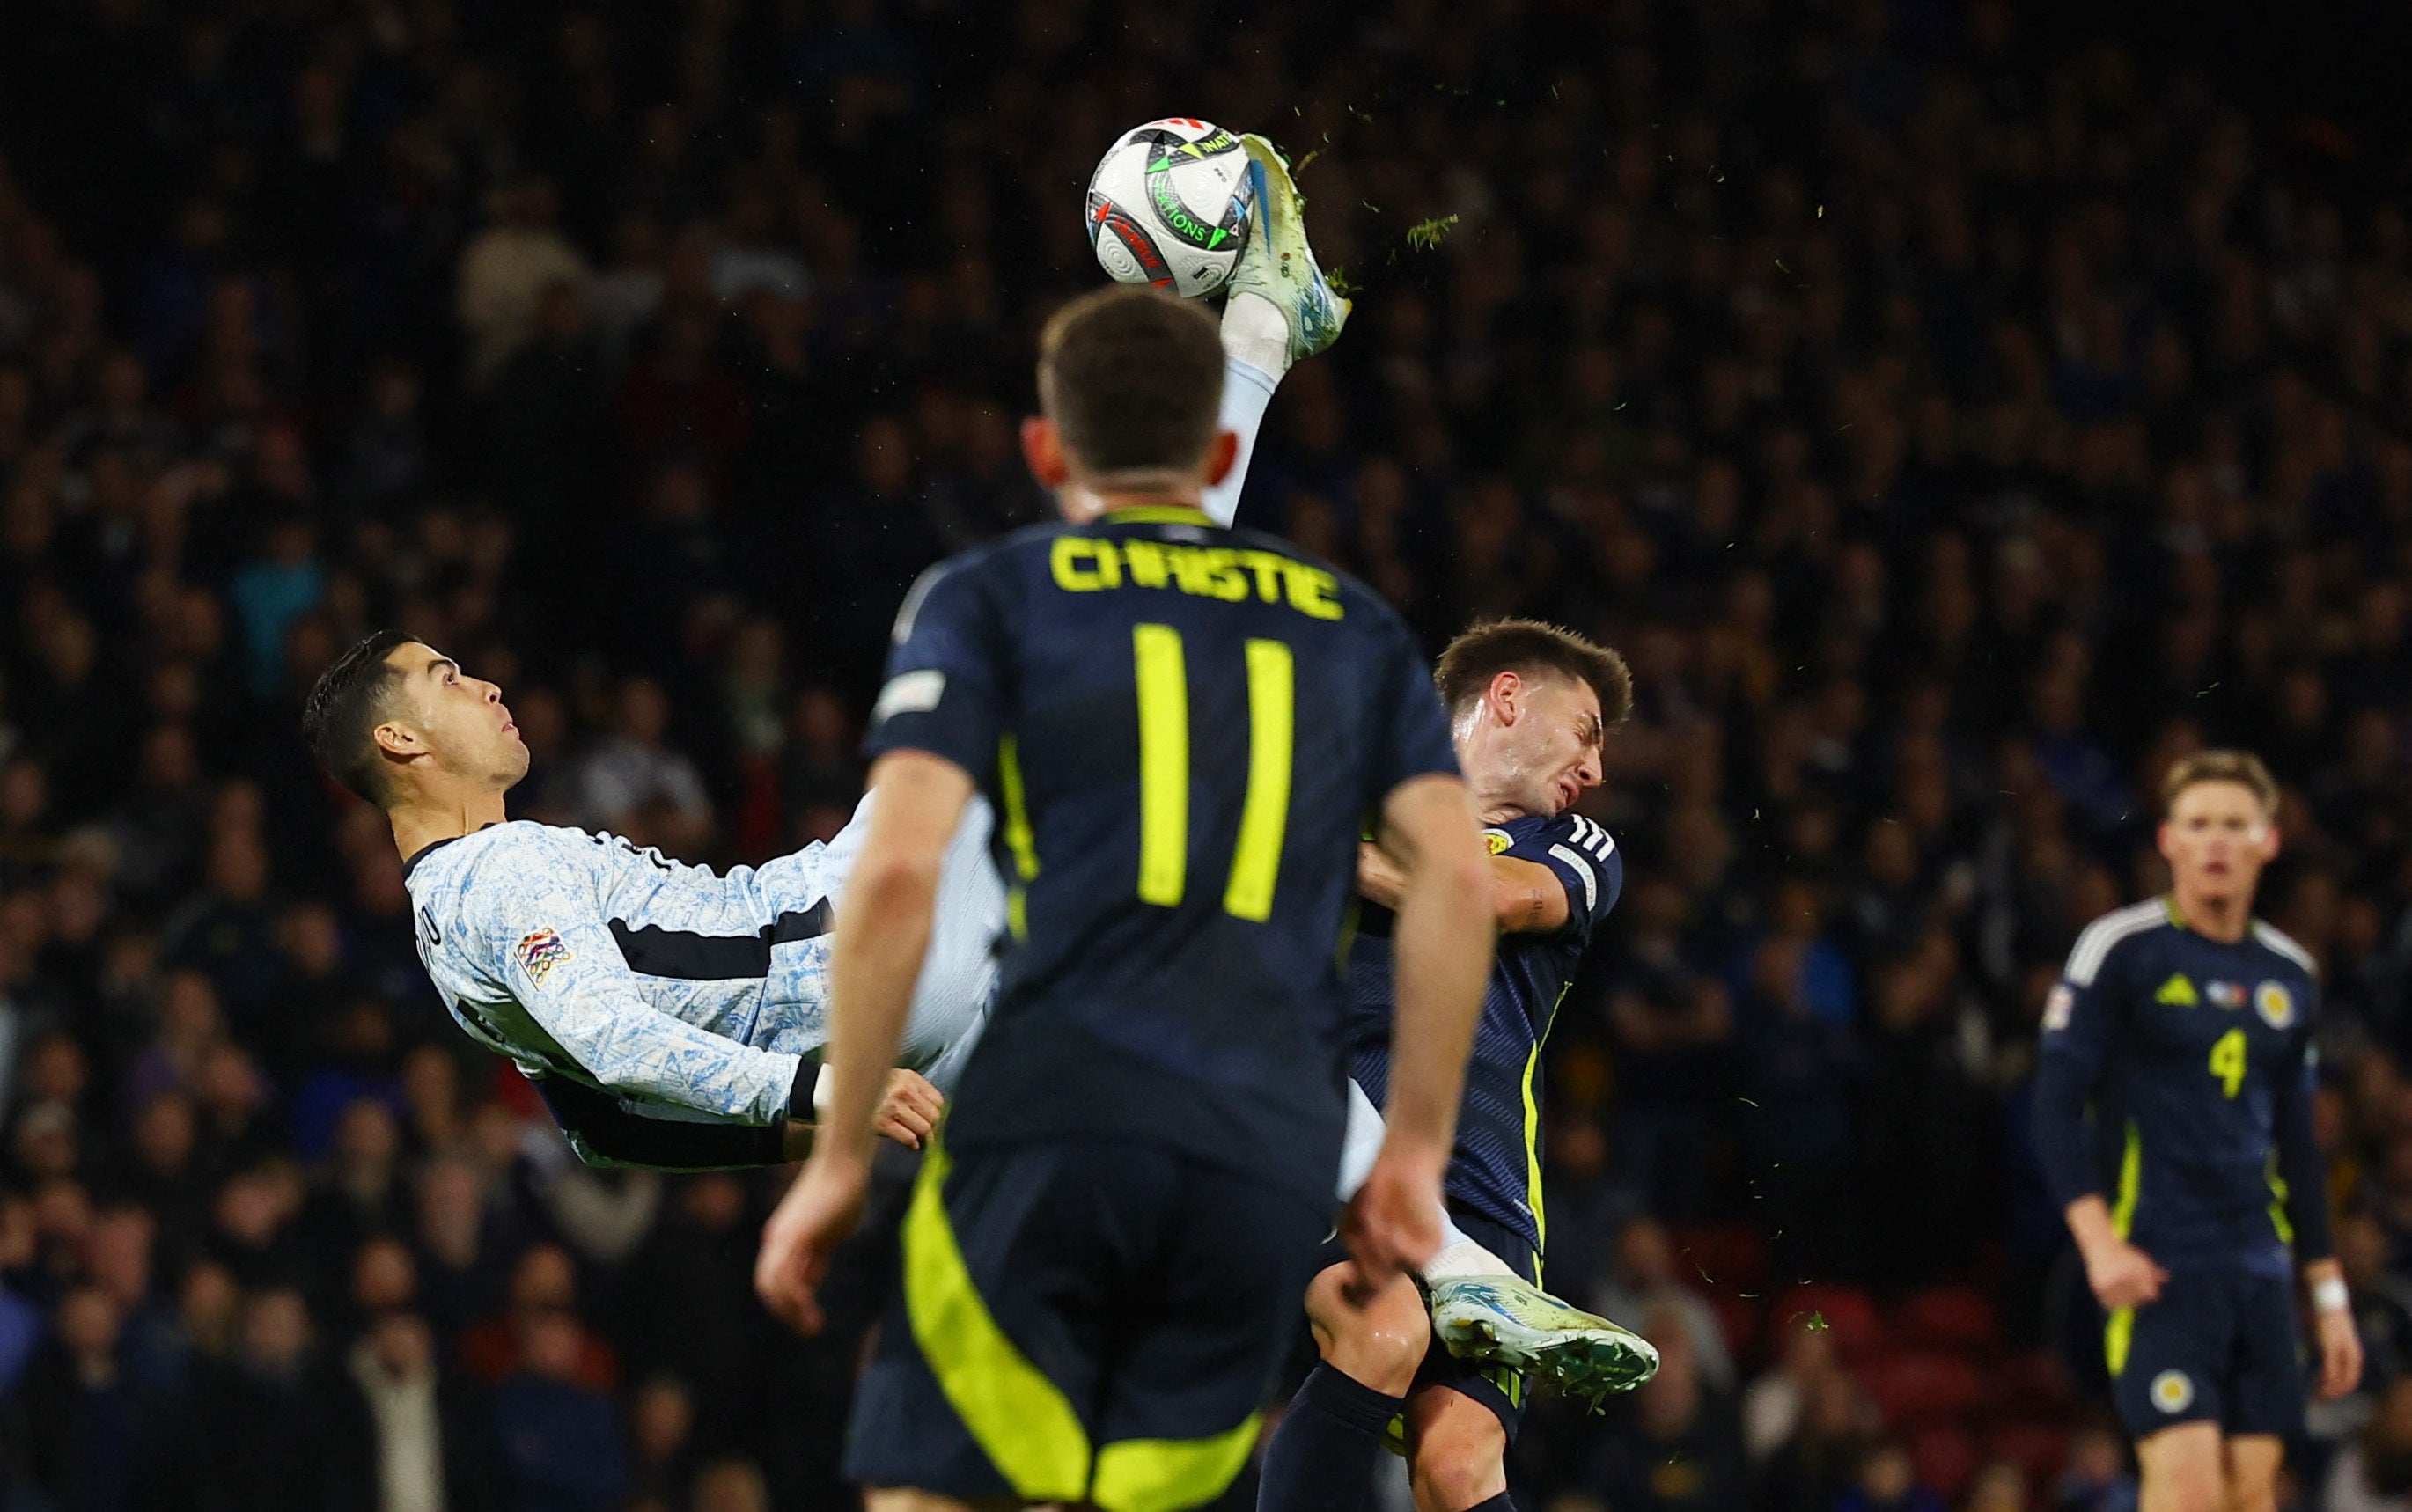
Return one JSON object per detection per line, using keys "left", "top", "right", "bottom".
{"left": 1085, "top": 117, "right": 1256, "bottom": 298}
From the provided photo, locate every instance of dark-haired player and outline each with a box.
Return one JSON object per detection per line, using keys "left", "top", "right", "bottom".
{"left": 2035, "top": 752, "right": 2361, "bottom": 1512}
{"left": 1261, "top": 619, "right": 1658, "bottom": 1512}
{"left": 752, "top": 282, "right": 1496, "bottom": 1512}
{"left": 300, "top": 631, "right": 988, "bottom": 1167}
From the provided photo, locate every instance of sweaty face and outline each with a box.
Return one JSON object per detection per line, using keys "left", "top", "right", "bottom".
{"left": 1482, "top": 672, "right": 1606, "bottom": 818}
{"left": 383, "top": 643, "right": 528, "bottom": 789}
{"left": 2157, "top": 780, "right": 2276, "bottom": 901}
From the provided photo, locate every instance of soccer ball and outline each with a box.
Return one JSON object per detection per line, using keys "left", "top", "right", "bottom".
{"left": 1085, "top": 118, "right": 1255, "bottom": 298}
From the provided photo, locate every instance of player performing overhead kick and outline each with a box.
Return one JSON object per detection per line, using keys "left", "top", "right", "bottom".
{"left": 300, "top": 634, "right": 1000, "bottom": 1168}
{"left": 2034, "top": 752, "right": 2360, "bottom": 1512}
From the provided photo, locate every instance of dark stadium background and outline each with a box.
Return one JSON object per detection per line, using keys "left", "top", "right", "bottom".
{"left": 4, "top": 0, "right": 2412, "bottom": 1509}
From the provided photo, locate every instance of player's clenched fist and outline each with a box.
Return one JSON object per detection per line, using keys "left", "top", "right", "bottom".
{"left": 876, "top": 1069, "right": 944, "bottom": 1149}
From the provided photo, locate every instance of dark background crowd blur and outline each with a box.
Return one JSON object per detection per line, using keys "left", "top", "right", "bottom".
{"left": 4, "top": 0, "right": 2412, "bottom": 1509}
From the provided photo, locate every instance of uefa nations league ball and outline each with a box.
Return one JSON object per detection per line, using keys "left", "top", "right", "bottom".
{"left": 1085, "top": 118, "right": 1255, "bottom": 298}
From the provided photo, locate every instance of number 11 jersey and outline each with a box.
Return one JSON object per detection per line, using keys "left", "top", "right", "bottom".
{"left": 866, "top": 503, "right": 1459, "bottom": 1206}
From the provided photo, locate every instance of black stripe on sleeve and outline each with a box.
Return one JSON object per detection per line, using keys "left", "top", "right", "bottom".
{"left": 608, "top": 899, "right": 834, "bottom": 980}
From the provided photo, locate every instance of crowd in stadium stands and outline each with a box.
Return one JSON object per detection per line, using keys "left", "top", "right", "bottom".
{"left": 0, "top": 0, "right": 2410, "bottom": 1509}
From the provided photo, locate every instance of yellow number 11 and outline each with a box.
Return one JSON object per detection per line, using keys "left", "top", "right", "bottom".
{"left": 1132, "top": 622, "right": 1295, "bottom": 921}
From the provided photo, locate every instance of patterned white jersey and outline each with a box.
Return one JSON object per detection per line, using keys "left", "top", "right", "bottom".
{"left": 404, "top": 794, "right": 1003, "bottom": 1127}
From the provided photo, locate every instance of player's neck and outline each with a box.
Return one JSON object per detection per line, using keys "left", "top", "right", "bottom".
{"left": 2170, "top": 885, "right": 2252, "bottom": 943}
{"left": 387, "top": 783, "right": 511, "bottom": 862}
{"left": 1057, "top": 480, "right": 1209, "bottom": 523}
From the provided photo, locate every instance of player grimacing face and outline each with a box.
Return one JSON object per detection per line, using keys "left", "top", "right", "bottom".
{"left": 1464, "top": 672, "right": 1606, "bottom": 819}
{"left": 377, "top": 642, "right": 530, "bottom": 790}
{"left": 2156, "top": 779, "right": 2279, "bottom": 903}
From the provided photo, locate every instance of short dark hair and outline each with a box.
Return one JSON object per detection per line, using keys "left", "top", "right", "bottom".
{"left": 1435, "top": 620, "right": 1634, "bottom": 733}
{"left": 302, "top": 629, "right": 415, "bottom": 804}
{"left": 1036, "top": 286, "right": 1224, "bottom": 473}
{"left": 2162, "top": 749, "right": 2279, "bottom": 817}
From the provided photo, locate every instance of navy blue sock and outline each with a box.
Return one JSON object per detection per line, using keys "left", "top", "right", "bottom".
{"left": 1256, "top": 1363, "right": 1405, "bottom": 1512}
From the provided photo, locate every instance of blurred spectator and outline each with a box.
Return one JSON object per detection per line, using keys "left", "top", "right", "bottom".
{"left": 1835, "top": 1442, "right": 1948, "bottom": 1512}
{"left": 489, "top": 1309, "right": 629, "bottom": 1512}
{"left": 571, "top": 676, "right": 714, "bottom": 858}
{"left": 1596, "top": 1219, "right": 1736, "bottom": 1392}
{"left": 458, "top": 180, "right": 592, "bottom": 391}
{"left": 186, "top": 1286, "right": 375, "bottom": 1512}
{"left": 1585, "top": 1302, "right": 1746, "bottom": 1512}
{"left": 2055, "top": 1426, "right": 2140, "bottom": 1512}
{"left": 348, "top": 1309, "right": 497, "bottom": 1512}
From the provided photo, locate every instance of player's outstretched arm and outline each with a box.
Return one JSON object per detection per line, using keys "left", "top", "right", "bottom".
{"left": 1345, "top": 773, "right": 1493, "bottom": 1283}
{"left": 757, "top": 749, "right": 974, "bottom": 1332}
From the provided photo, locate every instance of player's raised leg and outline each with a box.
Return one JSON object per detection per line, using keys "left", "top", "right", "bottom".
{"left": 1202, "top": 134, "right": 1349, "bottom": 527}
{"left": 1338, "top": 1079, "right": 1658, "bottom": 1400}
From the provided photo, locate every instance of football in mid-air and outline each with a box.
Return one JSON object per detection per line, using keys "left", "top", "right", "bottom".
{"left": 1085, "top": 118, "right": 1256, "bottom": 297}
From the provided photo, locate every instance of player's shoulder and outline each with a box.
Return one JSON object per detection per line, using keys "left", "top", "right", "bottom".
{"left": 406, "top": 821, "right": 594, "bottom": 902}
{"left": 2063, "top": 898, "right": 2176, "bottom": 986}
{"left": 892, "top": 533, "right": 1029, "bottom": 635}
{"left": 2248, "top": 919, "right": 2319, "bottom": 980}
{"left": 1505, "top": 810, "right": 1621, "bottom": 916}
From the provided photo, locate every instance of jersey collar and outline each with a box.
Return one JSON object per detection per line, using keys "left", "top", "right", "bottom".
{"left": 1099, "top": 504, "right": 1215, "bottom": 527}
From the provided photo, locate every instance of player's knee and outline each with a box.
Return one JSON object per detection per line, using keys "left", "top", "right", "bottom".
{"left": 1406, "top": 1391, "right": 1508, "bottom": 1512}
{"left": 1305, "top": 1266, "right": 1427, "bottom": 1398}
{"left": 2138, "top": 1435, "right": 2224, "bottom": 1512}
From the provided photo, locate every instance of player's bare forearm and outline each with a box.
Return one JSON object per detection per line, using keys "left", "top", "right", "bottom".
{"left": 1356, "top": 842, "right": 1408, "bottom": 909}
{"left": 1375, "top": 774, "right": 1495, "bottom": 1161}
{"left": 1490, "top": 855, "right": 1568, "bottom": 934}
{"left": 820, "top": 751, "right": 974, "bottom": 1169}
{"left": 2063, "top": 1193, "right": 2119, "bottom": 1258}
{"left": 1359, "top": 846, "right": 1565, "bottom": 935}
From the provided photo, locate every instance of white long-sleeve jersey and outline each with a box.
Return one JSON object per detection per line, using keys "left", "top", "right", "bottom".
{"left": 403, "top": 794, "right": 1002, "bottom": 1127}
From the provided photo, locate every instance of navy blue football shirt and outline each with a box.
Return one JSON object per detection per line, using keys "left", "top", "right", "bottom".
{"left": 865, "top": 504, "right": 1460, "bottom": 1205}
{"left": 2033, "top": 898, "right": 2330, "bottom": 1276}
{"left": 1348, "top": 808, "right": 1624, "bottom": 1253}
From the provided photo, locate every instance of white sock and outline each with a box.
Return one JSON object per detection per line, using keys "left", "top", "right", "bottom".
{"left": 1221, "top": 290, "right": 1292, "bottom": 376}
{"left": 1423, "top": 1236, "right": 1523, "bottom": 1284}
{"left": 1202, "top": 294, "right": 1288, "bottom": 527}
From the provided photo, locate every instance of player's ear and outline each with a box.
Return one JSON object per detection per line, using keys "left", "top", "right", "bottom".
{"left": 1487, "top": 670, "right": 1523, "bottom": 724}
{"left": 2257, "top": 819, "right": 2282, "bottom": 862}
{"left": 1021, "top": 416, "right": 1070, "bottom": 489}
{"left": 1200, "top": 429, "right": 1239, "bottom": 488}
{"left": 2154, "top": 820, "right": 2175, "bottom": 865}
{"left": 371, "top": 719, "right": 423, "bottom": 761}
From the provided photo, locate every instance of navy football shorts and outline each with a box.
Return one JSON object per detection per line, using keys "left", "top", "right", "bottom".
{"left": 844, "top": 1130, "right": 1329, "bottom": 1511}
{"left": 2107, "top": 1265, "right": 2304, "bottom": 1441}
